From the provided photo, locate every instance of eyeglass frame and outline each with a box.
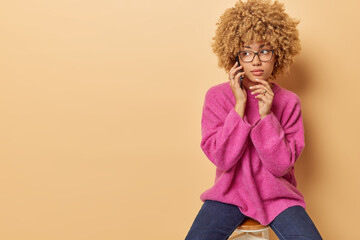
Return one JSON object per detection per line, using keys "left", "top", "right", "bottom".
{"left": 237, "top": 49, "right": 275, "bottom": 62}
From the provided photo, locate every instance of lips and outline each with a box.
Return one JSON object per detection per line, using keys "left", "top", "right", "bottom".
{"left": 251, "top": 70, "right": 264, "bottom": 76}
{"left": 251, "top": 69, "right": 264, "bottom": 73}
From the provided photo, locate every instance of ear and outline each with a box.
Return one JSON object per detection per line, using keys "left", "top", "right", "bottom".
{"left": 274, "top": 56, "right": 279, "bottom": 68}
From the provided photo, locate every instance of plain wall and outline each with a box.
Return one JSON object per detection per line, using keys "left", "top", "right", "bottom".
{"left": 1, "top": 0, "right": 359, "bottom": 239}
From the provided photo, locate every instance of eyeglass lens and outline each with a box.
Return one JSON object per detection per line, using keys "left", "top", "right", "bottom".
{"left": 239, "top": 50, "right": 273, "bottom": 62}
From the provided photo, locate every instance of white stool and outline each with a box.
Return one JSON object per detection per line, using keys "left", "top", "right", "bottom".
{"left": 228, "top": 218, "right": 269, "bottom": 240}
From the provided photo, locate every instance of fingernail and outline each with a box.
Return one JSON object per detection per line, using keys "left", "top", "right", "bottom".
{"left": 249, "top": 86, "right": 253, "bottom": 89}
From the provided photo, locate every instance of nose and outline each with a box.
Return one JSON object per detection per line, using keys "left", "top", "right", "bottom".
{"left": 252, "top": 54, "right": 262, "bottom": 66}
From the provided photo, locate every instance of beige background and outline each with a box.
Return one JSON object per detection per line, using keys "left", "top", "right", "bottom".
{"left": 0, "top": 0, "right": 359, "bottom": 239}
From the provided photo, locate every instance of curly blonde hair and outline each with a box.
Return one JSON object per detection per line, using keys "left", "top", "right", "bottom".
{"left": 211, "top": 0, "right": 301, "bottom": 80}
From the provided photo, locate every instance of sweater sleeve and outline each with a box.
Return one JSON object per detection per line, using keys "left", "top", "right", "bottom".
{"left": 250, "top": 97, "right": 305, "bottom": 177}
{"left": 200, "top": 89, "right": 252, "bottom": 171}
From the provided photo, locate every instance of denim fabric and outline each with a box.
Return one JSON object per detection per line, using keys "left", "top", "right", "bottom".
{"left": 185, "top": 200, "right": 323, "bottom": 240}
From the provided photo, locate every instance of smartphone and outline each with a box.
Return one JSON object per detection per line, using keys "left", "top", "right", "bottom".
{"left": 236, "top": 55, "right": 244, "bottom": 89}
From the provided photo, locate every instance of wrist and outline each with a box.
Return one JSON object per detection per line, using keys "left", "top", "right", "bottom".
{"left": 235, "top": 100, "right": 246, "bottom": 108}
{"left": 260, "top": 112, "right": 271, "bottom": 120}
{"left": 234, "top": 103, "right": 246, "bottom": 118}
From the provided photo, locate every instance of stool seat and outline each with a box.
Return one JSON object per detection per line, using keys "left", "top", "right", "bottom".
{"left": 237, "top": 218, "right": 268, "bottom": 231}
{"left": 229, "top": 218, "right": 270, "bottom": 240}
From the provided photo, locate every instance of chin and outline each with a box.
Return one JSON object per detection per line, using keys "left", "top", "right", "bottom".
{"left": 245, "top": 75, "right": 269, "bottom": 82}
{"left": 251, "top": 77, "right": 266, "bottom": 81}
{"left": 252, "top": 76, "right": 269, "bottom": 81}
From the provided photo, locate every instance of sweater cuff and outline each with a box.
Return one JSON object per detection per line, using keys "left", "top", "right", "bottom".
{"left": 229, "top": 108, "right": 252, "bottom": 129}
{"left": 251, "top": 111, "right": 283, "bottom": 147}
{"left": 253, "top": 112, "right": 279, "bottom": 129}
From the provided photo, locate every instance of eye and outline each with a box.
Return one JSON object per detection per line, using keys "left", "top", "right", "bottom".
{"left": 261, "top": 50, "right": 271, "bottom": 54}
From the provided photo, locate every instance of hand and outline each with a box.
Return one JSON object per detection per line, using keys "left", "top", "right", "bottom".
{"left": 229, "top": 62, "right": 247, "bottom": 105}
{"left": 250, "top": 79, "right": 274, "bottom": 119}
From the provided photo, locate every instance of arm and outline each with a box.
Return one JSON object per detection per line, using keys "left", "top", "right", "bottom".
{"left": 200, "top": 90, "right": 252, "bottom": 171}
{"left": 250, "top": 97, "right": 305, "bottom": 177}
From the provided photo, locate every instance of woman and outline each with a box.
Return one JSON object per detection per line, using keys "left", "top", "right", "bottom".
{"left": 185, "top": 0, "right": 323, "bottom": 239}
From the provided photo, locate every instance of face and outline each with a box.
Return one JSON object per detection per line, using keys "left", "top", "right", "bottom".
{"left": 238, "top": 41, "right": 276, "bottom": 83}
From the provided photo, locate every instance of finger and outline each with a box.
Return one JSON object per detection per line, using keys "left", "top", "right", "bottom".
{"left": 230, "top": 72, "right": 237, "bottom": 87}
{"left": 234, "top": 73, "right": 242, "bottom": 88}
{"left": 235, "top": 70, "right": 245, "bottom": 78}
{"left": 235, "top": 65, "right": 243, "bottom": 70}
{"left": 229, "top": 63, "right": 236, "bottom": 80}
{"left": 251, "top": 89, "right": 266, "bottom": 95}
{"left": 229, "top": 64, "right": 243, "bottom": 81}
{"left": 255, "top": 93, "right": 268, "bottom": 100}
{"left": 255, "top": 78, "right": 272, "bottom": 87}
{"left": 257, "top": 83, "right": 272, "bottom": 94}
{"left": 229, "top": 69, "right": 236, "bottom": 81}
{"left": 251, "top": 83, "right": 273, "bottom": 95}
{"left": 251, "top": 87, "right": 274, "bottom": 97}
{"left": 234, "top": 71, "right": 245, "bottom": 84}
{"left": 230, "top": 61, "right": 238, "bottom": 72}
{"left": 255, "top": 91, "right": 272, "bottom": 100}
{"left": 255, "top": 79, "right": 273, "bottom": 91}
{"left": 229, "top": 75, "right": 234, "bottom": 86}
{"left": 250, "top": 84, "right": 273, "bottom": 94}
{"left": 254, "top": 93, "right": 263, "bottom": 100}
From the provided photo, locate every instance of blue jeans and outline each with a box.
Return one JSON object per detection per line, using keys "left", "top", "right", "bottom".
{"left": 185, "top": 200, "right": 323, "bottom": 240}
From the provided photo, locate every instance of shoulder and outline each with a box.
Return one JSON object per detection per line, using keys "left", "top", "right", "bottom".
{"left": 205, "top": 81, "right": 230, "bottom": 97}
{"left": 273, "top": 83, "right": 301, "bottom": 107}
{"left": 204, "top": 81, "right": 232, "bottom": 104}
{"left": 272, "top": 84, "right": 303, "bottom": 124}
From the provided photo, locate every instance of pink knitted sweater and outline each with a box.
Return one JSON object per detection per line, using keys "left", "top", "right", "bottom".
{"left": 199, "top": 81, "right": 306, "bottom": 225}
